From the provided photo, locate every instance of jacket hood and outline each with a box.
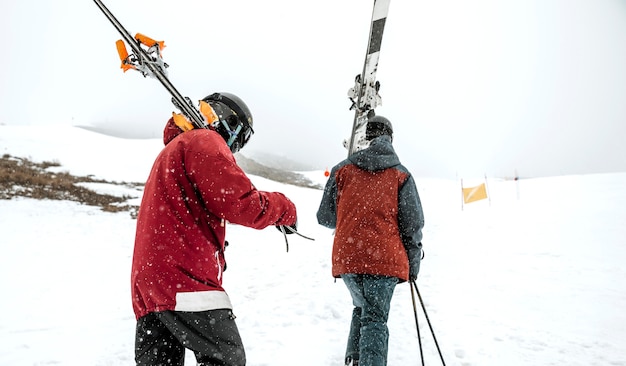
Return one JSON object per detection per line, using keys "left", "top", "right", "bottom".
{"left": 348, "top": 135, "right": 400, "bottom": 171}
{"left": 163, "top": 117, "right": 183, "bottom": 146}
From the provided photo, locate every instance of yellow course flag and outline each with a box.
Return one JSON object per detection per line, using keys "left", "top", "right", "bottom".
{"left": 463, "top": 183, "right": 488, "bottom": 204}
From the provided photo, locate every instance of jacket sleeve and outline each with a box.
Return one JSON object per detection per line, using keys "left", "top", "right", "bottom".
{"left": 316, "top": 166, "right": 339, "bottom": 229}
{"left": 398, "top": 173, "right": 424, "bottom": 276}
{"left": 186, "top": 134, "right": 297, "bottom": 229}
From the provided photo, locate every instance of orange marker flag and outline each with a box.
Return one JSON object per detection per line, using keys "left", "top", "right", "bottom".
{"left": 462, "top": 183, "right": 488, "bottom": 204}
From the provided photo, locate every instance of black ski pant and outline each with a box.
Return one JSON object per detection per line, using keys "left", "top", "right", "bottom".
{"left": 135, "top": 309, "right": 246, "bottom": 366}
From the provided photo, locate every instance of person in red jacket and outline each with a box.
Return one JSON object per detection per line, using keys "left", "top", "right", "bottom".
{"left": 317, "top": 115, "right": 424, "bottom": 366}
{"left": 132, "top": 92, "right": 297, "bottom": 366}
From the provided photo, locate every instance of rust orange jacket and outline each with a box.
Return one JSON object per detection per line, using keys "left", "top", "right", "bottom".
{"left": 317, "top": 135, "right": 424, "bottom": 282}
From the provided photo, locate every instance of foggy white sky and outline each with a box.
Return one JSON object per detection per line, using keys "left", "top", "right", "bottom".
{"left": 1, "top": 0, "right": 625, "bottom": 178}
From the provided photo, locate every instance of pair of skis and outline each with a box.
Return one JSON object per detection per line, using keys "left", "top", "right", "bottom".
{"left": 93, "top": 0, "right": 391, "bottom": 158}
{"left": 345, "top": 0, "right": 391, "bottom": 156}
{"left": 92, "top": 0, "right": 315, "bottom": 248}
{"left": 92, "top": 0, "right": 207, "bottom": 130}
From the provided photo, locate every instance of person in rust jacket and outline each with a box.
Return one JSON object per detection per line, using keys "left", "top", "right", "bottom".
{"left": 132, "top": 92, "right": 297, "bottom": 366}
{"left": 317, "top": 115, "right": 424, "bottom": 366}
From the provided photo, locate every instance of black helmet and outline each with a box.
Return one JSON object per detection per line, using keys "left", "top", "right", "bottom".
{"left": 202, "top": 92, "right": 254, "bottom": 153}
{"left": 366, "top": 115, "right": 393, "bottom": 141}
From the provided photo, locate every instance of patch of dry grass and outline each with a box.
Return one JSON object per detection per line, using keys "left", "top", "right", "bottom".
{"left": 0, "top": 154, "right": 141, "bottom": 216}
{"left": 1, "top": 152, "right": 321, "bottom": 219}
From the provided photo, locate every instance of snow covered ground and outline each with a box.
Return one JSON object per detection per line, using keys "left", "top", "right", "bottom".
{"left": 1, "top": 124, "right": 625, "bottom": 365}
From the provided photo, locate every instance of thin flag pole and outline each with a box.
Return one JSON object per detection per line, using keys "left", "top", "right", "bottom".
{"left": 484, "top": 173, "right": 491, "bottom": 206}
{"left": 460, "top": 178, "right": 464, "bottom": 211}
{"left": 515, "top": 169, "right": 520, "bottom": 200}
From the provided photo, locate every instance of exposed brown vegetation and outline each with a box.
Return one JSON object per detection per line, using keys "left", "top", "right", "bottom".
{"left": 1, "top": 153, "right": 321, "bottom": 219}
{"left": 0, "top": 154, "right": 142, "bottom": 216}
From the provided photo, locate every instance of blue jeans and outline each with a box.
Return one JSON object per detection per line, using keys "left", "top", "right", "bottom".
{"left": 342, "top": 274, "right": 399, "bottom": 366}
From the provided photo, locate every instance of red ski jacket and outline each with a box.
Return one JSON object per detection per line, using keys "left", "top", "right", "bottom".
{"left": 131, "top": 118, "right": 297, "bottom": 320}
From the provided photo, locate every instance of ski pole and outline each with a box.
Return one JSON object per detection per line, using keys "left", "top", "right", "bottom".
{"left": 278, "top": 225, "right": 315, "bottom": 252}
{"left": 410, "top": 281, "right": 425, "bottom": 366}
{"left": 283, "top": 225, "right": 315, "bottom": 241}
{"left": 411, "top": 281, "right": 447, "bottom": 366}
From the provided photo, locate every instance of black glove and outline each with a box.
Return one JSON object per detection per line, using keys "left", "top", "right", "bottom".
{"left": 408, "top": 243, "right": 423, "bottom": 282}
{"left": 276, "top": 220, "right": 298, "bottom": 235}
{"left": 409, "top": 262, "right": 420, "bottom": 282}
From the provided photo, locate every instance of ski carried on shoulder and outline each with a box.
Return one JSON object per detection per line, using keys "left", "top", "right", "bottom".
{"left": 92, "top": 0, "right": 208, "bottom": 130}
{"left": 344, "top": 0, "right": 391, "bottom": 156}
{"left": 93, "top": 0, "right": 315, "bottom": 249}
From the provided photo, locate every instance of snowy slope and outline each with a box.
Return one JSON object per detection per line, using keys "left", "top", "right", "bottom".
{"left": 1, "top": 124, "right": 625, "bottom": 366}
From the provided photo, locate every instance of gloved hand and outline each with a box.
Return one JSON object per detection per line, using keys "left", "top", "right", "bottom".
{"left": 276, "top": 220, "right": 298, "bottom": 235}
{"left": 409, "top": 262, "right": 420, "bottom": 282}
{"left": 408, "top": 243, "right": 423, "bottom": 282}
